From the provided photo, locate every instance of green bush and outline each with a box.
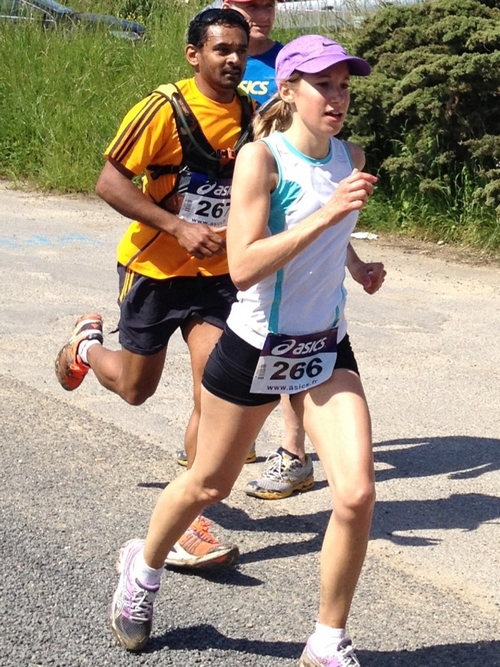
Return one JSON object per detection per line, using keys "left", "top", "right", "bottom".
{"left": 345, "top": 0, "right": 500, "bottom": 248}
{"left": 1, "top": 0, "right": 499, "bottom": 252}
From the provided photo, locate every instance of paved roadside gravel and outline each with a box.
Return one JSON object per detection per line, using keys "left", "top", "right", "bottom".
{"left": 0, "top": 183, "right": 499, "bottom": 666}
{"left": 2, "top": 378, "right": 499, "bottom": 667}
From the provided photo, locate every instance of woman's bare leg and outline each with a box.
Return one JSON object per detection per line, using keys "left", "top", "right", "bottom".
{"left": 294, "top": 369, "right": 375, "bottom": 628}
{"left": 144, "top": 388, "right": 279, "bottom": 568}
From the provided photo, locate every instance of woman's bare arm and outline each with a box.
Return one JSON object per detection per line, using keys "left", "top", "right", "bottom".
{"left": 227, "top": 141, "right": 377, "bottom": 291}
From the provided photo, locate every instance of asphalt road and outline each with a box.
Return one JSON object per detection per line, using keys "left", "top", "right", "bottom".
{"left": 0, "top": 182, "right": 499, "bottom": 666}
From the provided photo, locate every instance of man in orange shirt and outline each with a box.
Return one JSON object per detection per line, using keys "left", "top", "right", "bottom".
{"left": 55, "top": 8, "right": 253, "bottom": 572}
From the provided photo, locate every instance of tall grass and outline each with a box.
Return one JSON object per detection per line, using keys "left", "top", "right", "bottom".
{"left": 1, "top": 1, "right": 498, "bottom": 253}
{"left": 0, "top": 5, "right": 195, "bottom": 190}
{"left": 360, "top": 183, "right": 500, "bottom": 252}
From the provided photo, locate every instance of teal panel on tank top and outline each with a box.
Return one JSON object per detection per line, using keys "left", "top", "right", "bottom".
{"left": 268, "top": 180, "right": 302, "bottom": 235}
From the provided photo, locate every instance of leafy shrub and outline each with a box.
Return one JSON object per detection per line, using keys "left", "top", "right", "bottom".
{"left": 345, "top": 0, "right": 500, "bottom": 246}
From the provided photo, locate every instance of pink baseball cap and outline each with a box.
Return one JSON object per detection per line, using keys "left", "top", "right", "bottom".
{"left": 276, "top": 35, "right": 371, "bottom": 80}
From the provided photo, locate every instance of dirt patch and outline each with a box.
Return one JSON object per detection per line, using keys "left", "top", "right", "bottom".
{"left": 1, "top": 177, "right": 499, "bottom": 269}
{"left": 368, "top": 232, "right": 500, "bottom": 269}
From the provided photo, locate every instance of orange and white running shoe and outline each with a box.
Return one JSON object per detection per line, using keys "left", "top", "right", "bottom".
{"left": 55, "top": 314, "right": 103, "bottom": 391}
{"left": 165, "top": 515, "right": 239, "bottom": 571}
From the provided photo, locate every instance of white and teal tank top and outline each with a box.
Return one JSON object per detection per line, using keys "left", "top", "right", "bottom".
{"left": 227, "top": 131, "right": 359, "bottom": 350}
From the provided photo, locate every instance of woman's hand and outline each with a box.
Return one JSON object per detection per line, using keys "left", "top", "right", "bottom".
{"left": 349, "top": 260, "right": 386, "bottom": 294}
{"left": 323, "top": 169, "right": 378, "bottom": 226}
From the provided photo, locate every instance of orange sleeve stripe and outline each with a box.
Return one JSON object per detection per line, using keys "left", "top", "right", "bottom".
{"left": 107, "top": 93, "right": 170, "bottom": 164}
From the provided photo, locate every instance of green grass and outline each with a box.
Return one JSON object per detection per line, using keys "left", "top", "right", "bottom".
{"left": 1, "top": 0, "right": 498, "bottom": 255}
{"left": 359, "top": 189, "right": 500, "bottom": 251}
{"left": 356, "top": 159, "right": 500, "bottom": 252}
{"left": 0, "top": 7, "right": 193, "bottom": 191}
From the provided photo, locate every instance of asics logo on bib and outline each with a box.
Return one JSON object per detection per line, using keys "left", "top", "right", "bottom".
{"left": 196, "top": 182, "right": 232, "bottom": 197}
{"left": 271, "top": 337, "right": 328, "bottom": 356}
{"left": 241, "top": 81, "right": 270, "bottom": 97}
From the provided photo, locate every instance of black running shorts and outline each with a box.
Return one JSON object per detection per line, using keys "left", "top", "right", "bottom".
{"left": 117, "top": 265, "right": 237, "bottom": 355}
{"left": 202, "top": 325, "right": 360, "bottom": 407}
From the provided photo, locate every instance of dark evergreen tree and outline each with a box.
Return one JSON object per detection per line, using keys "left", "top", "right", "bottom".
{"left": 346, "top": 0, "right": 500, "bottom": 215}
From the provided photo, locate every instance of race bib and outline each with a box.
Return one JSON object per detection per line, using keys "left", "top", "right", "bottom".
{"left": 250, "top": 328, "right": 338, "bottom": 394}
{"left": 178, "top": 172, "right": 231, "bottom": 228}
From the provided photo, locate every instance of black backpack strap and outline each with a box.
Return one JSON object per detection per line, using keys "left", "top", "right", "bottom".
{"left": 233, "top": 86, "right": 254, "bottom": 151}
{"left": 148, "top": 163, "right": 179, "bottom": 181}
{"left": 156, "top": 84, "right": 221, "bottom": 170}
{"left": 148, "top": 84, "right": 255, "bottom": 191}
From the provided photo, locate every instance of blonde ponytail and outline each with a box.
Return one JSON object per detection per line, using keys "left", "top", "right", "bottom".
{"left": 252, "top": 96, "right": 293, "bottom": 140}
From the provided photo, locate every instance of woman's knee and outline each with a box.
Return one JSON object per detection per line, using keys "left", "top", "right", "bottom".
{"left": 184, "top": 470, "right": 233, "bottom": 505}
{"left": 333, "top": 479, "right": 376, "bottom": 521}
{"left": 188, "top": 483, "right": 231, "bottom": 505}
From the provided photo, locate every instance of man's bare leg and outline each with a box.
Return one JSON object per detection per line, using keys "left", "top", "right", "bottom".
{"left": 182, "top": 318, "right": 224, "bottom": 468}
{"left": 280, "top": 394, "right": 306, "bottom": 461}
{"left": 55, "top": 313, "right": 166, "bottom": 404}
{"left": 87, "top": 344, "right": 167, "bottom": 405}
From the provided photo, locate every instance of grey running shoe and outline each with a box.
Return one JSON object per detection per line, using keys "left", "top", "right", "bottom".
{"left": 176, "top": 442, "right": 257, "bottom": 467}
{"left": 176, "top": 449, "right": 188, "bottom": 467}
{"left": 299, "top": 638, "right": 361, "bottom": 667}
{"left": 245, "top": 447, "right": 314, "bottom": 500}
{"left": 110, "top": 539, "right": 159, "bottom": 652}
{"left": 165, "top": 515, "right": 239, "bottom": 571}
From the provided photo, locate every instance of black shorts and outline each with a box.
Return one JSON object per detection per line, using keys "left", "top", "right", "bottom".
{"left": 202, "top": 325, "right": 359, "bottom": 407}
{"left": 117, "top": 265, "right": 237, "bottom": 355}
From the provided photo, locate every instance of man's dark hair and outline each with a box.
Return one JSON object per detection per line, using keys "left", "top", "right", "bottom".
{"left": 187, "top": 8, "right": 250, "bottom": 48}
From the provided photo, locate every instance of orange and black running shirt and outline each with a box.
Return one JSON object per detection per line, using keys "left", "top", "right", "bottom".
{"left": 105, "top": 78, "right": 251, "bottom": 280}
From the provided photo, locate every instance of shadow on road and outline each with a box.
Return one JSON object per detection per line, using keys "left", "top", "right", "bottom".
{"left": 138, "top": 434, "right": 500, "bottom": 557}
{"left": 371, "top": 492, "right": 500, "bottom": 545}
{"left": 166, "top": 563, "right": 264, "bottom": 586}
{"left": 362, "top": 641, "right": 500, "bottom": 666}
{"left": 374, "top": 435, "right": 500, "bottom": 481}
{"left": 144, "top": 625, "right": 500, "bottom": 665}
{"left": 207, "top": 489, "right": 500, "bottom": 562}
{"left": 144, "top": 623, "right": 302, "bottom": 657}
